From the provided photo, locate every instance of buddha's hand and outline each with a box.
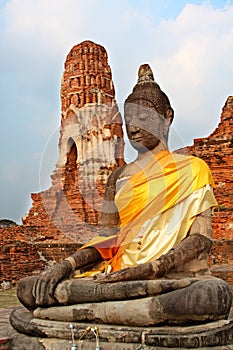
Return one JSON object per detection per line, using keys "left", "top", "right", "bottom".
{"left": 94, "top": 260, "right": 160, "bottom": 283}
{"left": 32, "top": 260, "right": 73, "bottom": 306}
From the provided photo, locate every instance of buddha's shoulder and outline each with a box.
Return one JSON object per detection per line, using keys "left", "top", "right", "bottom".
{"left": 171, "top": 152, "right": 210, "bottom": 170}
{"left": 108, "top": 162, "right": 141, "bottom": 184}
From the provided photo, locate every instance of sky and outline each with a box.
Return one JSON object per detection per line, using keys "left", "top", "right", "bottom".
{"left": 0, "top": 0, "right": 232, "bottom": 224}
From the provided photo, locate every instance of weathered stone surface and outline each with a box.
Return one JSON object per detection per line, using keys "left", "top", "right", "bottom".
{"left": 10, "top": 307, "right": 233, "bottom": 349}
{"left": 10, "top": 333, "right": 45, "bottom": 350}
{"left": 54, "top": 278, "right": 194, "bottom": 305}
{"left": 32, "top": 278, "right": 232, "bottom": 326}
{"left": 9, "top": 335, "right": 233, "bottom": 350}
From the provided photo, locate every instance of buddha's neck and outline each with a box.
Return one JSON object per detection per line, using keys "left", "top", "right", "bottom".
{"left": 136, "top": 142, "right": 168, "bottom": 162}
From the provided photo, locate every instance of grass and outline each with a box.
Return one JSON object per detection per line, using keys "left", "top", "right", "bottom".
{"left": 0, "top": 288, "right": 21, "bottom": 308}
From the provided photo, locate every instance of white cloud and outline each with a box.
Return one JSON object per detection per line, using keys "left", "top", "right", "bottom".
{"left": 149, "top": 3, "right": 233, "bottom": 147}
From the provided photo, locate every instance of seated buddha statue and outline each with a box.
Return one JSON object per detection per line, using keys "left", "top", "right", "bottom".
{"left": 16, "top": 64, "right": 232, "bottom": 326}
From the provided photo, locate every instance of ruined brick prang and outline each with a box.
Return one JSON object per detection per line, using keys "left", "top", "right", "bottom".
{"left": 22, "top": 41, "right": 125, "bottom": 243}
{"left": 180, "top": 96, "right": 233, "bottom": 290}
{"left": 188, "top": 96, "right": 233, "bottom": 241}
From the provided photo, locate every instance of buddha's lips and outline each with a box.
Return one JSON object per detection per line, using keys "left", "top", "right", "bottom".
{"left": 130, "top": 137, "right": 142, "bottom": 141}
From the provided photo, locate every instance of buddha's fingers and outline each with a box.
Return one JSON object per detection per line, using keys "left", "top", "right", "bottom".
{"left": 32, "top": 279, "right": 49, "bottom": 305}
{"left": 95, "top": 261, "right": 160, "bottom": 283}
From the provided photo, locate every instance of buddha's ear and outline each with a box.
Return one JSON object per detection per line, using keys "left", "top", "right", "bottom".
{"left": 165, "top": 107, "right": 174, "bottom": 124}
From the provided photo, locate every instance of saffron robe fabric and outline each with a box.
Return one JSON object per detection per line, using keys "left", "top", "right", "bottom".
{"left": 77, "top": 150, "right": 217, "bottom": 275}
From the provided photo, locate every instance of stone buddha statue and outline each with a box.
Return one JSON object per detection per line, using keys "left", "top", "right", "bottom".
{"left": 16, "top": 64, "right": 232, "bottom": 328}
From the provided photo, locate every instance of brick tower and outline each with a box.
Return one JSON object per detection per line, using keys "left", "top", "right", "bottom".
{"left": 188, "top": 96, "right": 233, "bottom": 242}
{"left": 23, "top": 41, "right": 125, "bottom": 243}
{"left": 185, "top": 96, "right": 233, "bottom": 287}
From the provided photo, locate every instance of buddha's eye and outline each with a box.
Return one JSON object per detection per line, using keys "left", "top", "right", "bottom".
{"left": 125, "top": 115, "right": 132, "bottom": 124}
{"left": 137, "top": 113, "right": 148, "bottom": 121}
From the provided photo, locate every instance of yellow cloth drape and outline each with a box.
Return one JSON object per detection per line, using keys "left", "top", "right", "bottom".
{"left": 121, "top": 184, "right": 216, "bottom": 268}
{"left": 76, "top": 150, "right": 217, "bottom": 276}
{"left": 115, "top": 150, "right": 215, "bottom": 235}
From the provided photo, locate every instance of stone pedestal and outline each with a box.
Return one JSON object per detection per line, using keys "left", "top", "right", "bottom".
{"left": 9, "top": 307, "right": 233, "bottom": 349}
{"left": 10, "top": 277, "right": 233, "bottom": 348}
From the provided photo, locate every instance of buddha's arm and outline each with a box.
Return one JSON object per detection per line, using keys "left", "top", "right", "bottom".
{"left": 95, "top": 209, "right": 213, "bottom": 283}
{"left": 54, "top": 167, "right": 123, "bottom": 273}
{"left": 153, "top": 209, "right": 212, "bottom": 277}
{"left": 188, "top": 208, "right": 212, "bottom": 238}
{"left": 55, "top": 168, "right": 123, "bottom": 276}
{"left": 18, "top": 167, "right": 124, "bottom": 308}
{"left": 98, "top": 166, "right": 123, "bottom": 236}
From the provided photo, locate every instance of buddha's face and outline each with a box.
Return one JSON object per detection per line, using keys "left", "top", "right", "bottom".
{"left": 124, "top": 99, "right": 171, "bottom": 153}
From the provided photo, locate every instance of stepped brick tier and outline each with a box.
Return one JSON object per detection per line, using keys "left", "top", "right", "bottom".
{"left": 22, "top": 40, "right": 125, "bottom": 243}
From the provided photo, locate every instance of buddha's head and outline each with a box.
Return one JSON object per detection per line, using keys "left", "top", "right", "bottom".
{"left": 124, "top": 64, "right": 174, "bottom": 153}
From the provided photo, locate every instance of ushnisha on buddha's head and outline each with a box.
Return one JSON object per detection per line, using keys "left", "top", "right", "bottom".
{"left": 124, "top": 64, "right": 174, "bottom": 153}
